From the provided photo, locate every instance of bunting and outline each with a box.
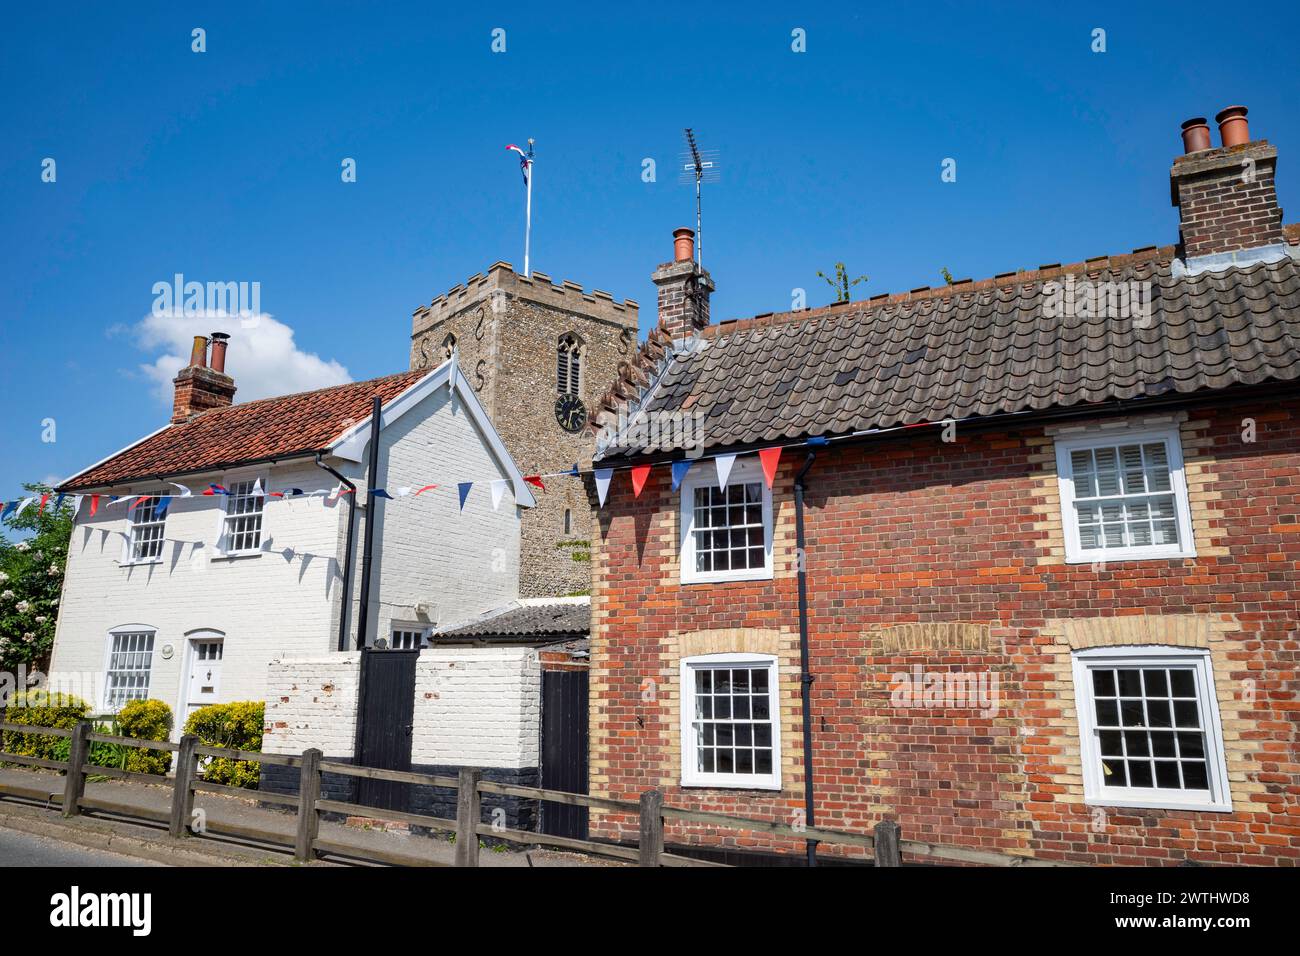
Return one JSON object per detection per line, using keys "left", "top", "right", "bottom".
{"left": 37, "top": 492, "right": 51, "bottom": 515}
{"left": 170, "top": 482, "right": 193, "bottom": 497}
{"left": 89, "top": 495, "right": 100, "bottom": 517}
{"left": 490, "top": 479, "right": 509, "bottom": 511}
{"left": 155, "top": 496, "right": 173, "bottom": 520}
{"left": 758, "top": 447, "right": 783, "bottom": 488}
{"left": 524, "top": 475, "right": 545, "bottom": 492}
{"left": 457, "top": 482, "right": 473, "bottom": 510}
{"left": 670, "top": 460, "right": 694, "bottom": 492}
{"left": 714, "top": 454, "right": 736, "bottom": 490}
{"left": 594, "top": 468, "right": 613, "bottom": 507}
{"left": 630, "top": 464, "right": 651, "bottom": 498}
{"left": 371, "top": 488, "right": 395, "bottom": 500}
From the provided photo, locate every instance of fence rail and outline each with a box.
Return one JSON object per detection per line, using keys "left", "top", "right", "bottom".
{"left": 0, "top": 720, "right": 1078, "bottom": 868}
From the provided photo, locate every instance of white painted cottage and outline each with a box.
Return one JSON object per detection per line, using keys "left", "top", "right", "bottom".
{"left": 49, "top": 334, "right": 535, "bottom": 724}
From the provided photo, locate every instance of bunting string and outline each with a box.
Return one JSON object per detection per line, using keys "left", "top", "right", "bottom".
{"left": 1, "top": 411, "right": 1002, "bottom": 521}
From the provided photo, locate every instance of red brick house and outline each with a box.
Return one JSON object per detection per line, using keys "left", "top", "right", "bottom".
{"left": 585, "top": 108, "right": 1300, "bottom": 865}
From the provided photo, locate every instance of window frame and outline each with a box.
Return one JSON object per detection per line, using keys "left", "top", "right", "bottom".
{"left": 678, "top": 460, "right": 774, "bottom": 585}
{"left": 679, "top": 652, "right": 782, "bottom": 791}
{"left": 122, "top": 493, "right": 167, "bottom": 565}
{"left": 388, "top": 623, "right": 432, "bottom": 650}
{"left": 1072, "top": 645, "right": 1232, "bottom": 813}
{"left": 102, "top": 626, "right": 157, "bottom": 712}
{"left": 1054, "top": 425, "right": 1196, "bottom": 564}
{"left": 214, "top": 473, "right": 267, "bottom": 558}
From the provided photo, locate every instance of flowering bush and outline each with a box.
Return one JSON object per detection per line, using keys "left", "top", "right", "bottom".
{"left": 0, "top": 485, "right": 72, "bottom": 672}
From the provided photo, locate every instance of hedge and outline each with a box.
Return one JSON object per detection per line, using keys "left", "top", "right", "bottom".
{"left": 183, "top": 701, "right": 264, "bottom": 788}
{"left": 89, "top": 699, "right": 174, "bottom": 776}
{"left": 1, "top": 689, "right": 88, "bottom": 762}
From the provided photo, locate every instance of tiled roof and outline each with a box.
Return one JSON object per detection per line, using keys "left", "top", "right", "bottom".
{"left": 600, "top": 250, "right": 1300, "bottom": 457}
{"left": 61, "top": 370, "right": 429, "bottom": 491}
{"left": 435, "top": 599, "right": 591, "bottom": 641}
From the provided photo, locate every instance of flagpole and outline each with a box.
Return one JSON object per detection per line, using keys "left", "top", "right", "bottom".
{"left": 524, "top": 138, "right": 534, "bottom": 278}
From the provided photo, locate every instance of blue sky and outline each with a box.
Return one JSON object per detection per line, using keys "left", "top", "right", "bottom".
{"left": 2, "top": 1, "right": 1297, "bottom": 500}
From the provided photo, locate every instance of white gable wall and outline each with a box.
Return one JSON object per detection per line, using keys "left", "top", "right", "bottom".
{"left": 335, "top": 380, "right": 523, "bottom": 646}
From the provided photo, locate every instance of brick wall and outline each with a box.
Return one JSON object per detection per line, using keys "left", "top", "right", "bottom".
{"left": 588, "top": 397, "right": 1300, "bottom": 865}
{"left": 1171, "top": 142, "right": 1284, "bottom": 259}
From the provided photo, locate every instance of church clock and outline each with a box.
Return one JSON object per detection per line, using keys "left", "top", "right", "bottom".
{"left": 554, "top": 394, "right": 588, "bottom": 433}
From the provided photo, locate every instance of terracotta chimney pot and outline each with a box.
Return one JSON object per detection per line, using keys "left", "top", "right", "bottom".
{"left": 1215, "top": 106, "right": 1250, "bottom": 147}
{"left": 209, "top": 332, "right": 230, "bottom": 373}
{"left": 1180, "top": 117, "right": 1211, "bottom": 154}
{"left": 673, "top": 227, "right": 695, "bottom": 263}
{"left": 188, "top": 335, "right": 209, "bottom": 368}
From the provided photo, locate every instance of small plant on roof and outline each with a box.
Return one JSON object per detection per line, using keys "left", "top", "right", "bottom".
{"left": 816, "top": 263, "right": 868, "bottom": 303}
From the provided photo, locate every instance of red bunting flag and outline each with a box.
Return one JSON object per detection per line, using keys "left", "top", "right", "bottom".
{"left": 412, "top": 484, "right": 438, "bottom": 496}
{"left": 630, "top": 464, "right": 651, "bottom": 498}
{"left": 89, "top": 494, "right": 100, "bottom": 516}
{"left": 758, "top": 447, "right": 783, "bottom": 488}
{"left": 128, "top": 495, "right": 151, "bottom": 511}
{"left": 524, "top": 475, "right": 545, "bottom": 491}
{"left": 38, "top": 492, "right": 51, "bottom": 515}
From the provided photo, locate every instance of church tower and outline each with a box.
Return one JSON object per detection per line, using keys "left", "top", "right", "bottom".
{"left": 410, "top": 261, "right": 639, "bottom": 597}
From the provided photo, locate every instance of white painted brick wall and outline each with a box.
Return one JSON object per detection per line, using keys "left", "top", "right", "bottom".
{"left": 49, "top": 459, "right": 345, "bottom": 725}
{"left": 413, "top": 647, "right": 540, "bottom": 768}
{"left": 263, "top": 654, "right": 361, "bottom": 757}
{"left": 261, "top": 647, "right": 540, "bottom": 768}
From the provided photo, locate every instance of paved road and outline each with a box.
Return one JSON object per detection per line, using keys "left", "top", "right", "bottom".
{"left": 0, "top": 826, "right": 161, "bottom": 867}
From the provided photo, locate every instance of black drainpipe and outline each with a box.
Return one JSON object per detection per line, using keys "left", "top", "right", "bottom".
{"left": 794, "top": 448, "right": 819, "bottom": 866}
{"left": 315, "top": 453, "right": 357, "bottom": 652}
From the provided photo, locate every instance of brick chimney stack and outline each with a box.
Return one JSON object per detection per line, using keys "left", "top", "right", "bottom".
{"left": 1171, "top": 105, "right": 1285, "bottom": 262}
{"left": 171, "top": 333, "right": 236, "bottom": 424}
{"left": 652, "top": 227, "right": 714, "bottom": 340}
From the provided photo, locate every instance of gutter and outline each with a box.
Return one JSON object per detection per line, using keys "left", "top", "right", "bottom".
{"left": 314, "top": 453, "right": 357, "bottom": 653}
{"left": 793, "top": 448, "right": 819, "bottom": 867}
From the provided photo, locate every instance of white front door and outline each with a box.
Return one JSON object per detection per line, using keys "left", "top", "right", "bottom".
{"left": 186, "top": 638, "right": 224, "bottom": 715}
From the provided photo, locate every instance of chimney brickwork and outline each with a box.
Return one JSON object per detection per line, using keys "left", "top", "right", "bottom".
{"left": 171, "top": 334, "right": 236, "bottom": 423}
{"left": 1171, "top": 107, "right": 1285, "bottom": 261}
{"left": 652, "top": 228, "right": 714, "bottom": 340}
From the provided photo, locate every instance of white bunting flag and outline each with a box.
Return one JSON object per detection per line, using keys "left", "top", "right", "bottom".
{"left": 252, "top": 478, "right": 266, "bottom": 498}
{"left": 490, "top": 479, "right": 509, "bottom": 511}
{"left": 169, "top": 482, "right": 193, "bottom": 497}
{"left": 394, "top": 487, "right": 412, "bottom": 498}
{"left": 70, "top": 495, "right": 84, "bottom": 519}
{"left": 714, "top": 454, "right": 737, "bottom": 490}
{"left": 13, "top": 497, "right": 35, "bottom": 518}
{"left": 594, "top": 468, "right": 614, "bottom": 507}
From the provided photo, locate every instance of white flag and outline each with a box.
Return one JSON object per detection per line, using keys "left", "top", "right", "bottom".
{"left": 13, "top": 497, "right": 35, "bottom": 518}
{"left": 251, "top": 478, "right": 266, "bottom": 498}
{"left": 594, "top": 468, "right": 614, "bottom": 507}
{"left": 490, "top": 479, "right": 509, "bottom": 511}
{"left": 714, "top": 454, "right": 737, "bottom": 490}
{"left": 394, "top": 486, "right": 412, "bottom": 498}
{"left": 70, "top": 495, "right": 84, "bottom": 519}
{"left": 169, "top": 482, "right": 193, "bottom": 497}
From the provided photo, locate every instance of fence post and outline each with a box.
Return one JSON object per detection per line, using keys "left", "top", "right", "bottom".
{"left": 874, "top": 819, "right": 902, "bottom": 867}
{"left": 168, "top": 734, "right": 200, "bottom": 838}
{"left": 294, "top": 748, "right": 323, "bottom": 862}
{"left": 638, "top": 789, "right": 664, "bottom": 867}
{"left": 62, "top": 720, "right": 91, "bottom": 818}
{"left": 455, "top": 768, "right": 482, "bottom": 867}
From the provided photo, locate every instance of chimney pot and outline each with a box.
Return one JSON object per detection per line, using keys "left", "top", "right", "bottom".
{"left": 1215, "top": 105, "right": 1250, "bottom": 147}
{"left": 1180, "top": 117, "right": 1211, "bottom": 154}
{"left": 209, "top": 332, "right": 230, "bottom": 373}
{"left": 188, "top": 335, "right": 209, "bottom": 369}
{"left": 673, "top": 227, "right": 695, "bottom": 263}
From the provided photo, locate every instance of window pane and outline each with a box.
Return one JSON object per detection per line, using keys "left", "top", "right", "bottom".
{"left": 1181, "top": 761, "right": 1209, "bottom": 790}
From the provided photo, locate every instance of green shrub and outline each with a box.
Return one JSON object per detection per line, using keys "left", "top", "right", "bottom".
{"left": 88, "top": 699, "right": 174, "bottom": 776}
{"left": 183, "top": 701, "right": 264, "bottom": 788}
{"left": 1, "top": 689, "right": 87, "bottom": 762}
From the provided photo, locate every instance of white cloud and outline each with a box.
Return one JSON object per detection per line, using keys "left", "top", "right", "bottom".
{"left": 132, "top": 311, "right": 351, "bottom": 406}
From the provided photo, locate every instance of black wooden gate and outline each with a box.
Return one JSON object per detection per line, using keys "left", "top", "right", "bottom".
{"left": 355, "top": 648, "right": 418, "bottom": 812}
{"left": 540, "top": 669, "right": 589, "bottom": 839}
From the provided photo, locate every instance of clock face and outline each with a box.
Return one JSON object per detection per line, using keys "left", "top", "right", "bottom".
{"left": 554, "top": 394, "right": 588, "bottom": 433}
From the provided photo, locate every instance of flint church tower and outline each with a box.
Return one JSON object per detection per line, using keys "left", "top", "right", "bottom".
{"left": 410, "top": 262, "right": 639, "bottom": 597}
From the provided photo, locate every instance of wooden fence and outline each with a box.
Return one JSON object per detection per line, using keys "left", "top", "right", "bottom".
{"left": 0, "top": 720, "right": 1073, "bottom": 868}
